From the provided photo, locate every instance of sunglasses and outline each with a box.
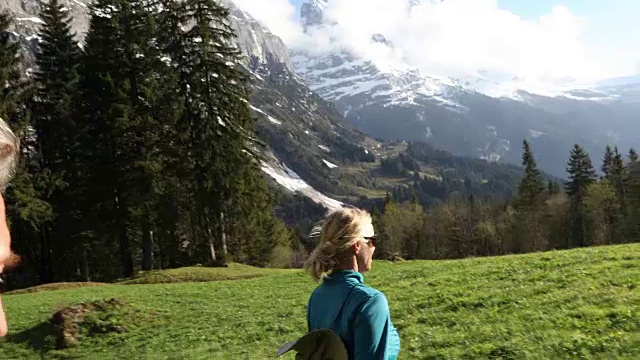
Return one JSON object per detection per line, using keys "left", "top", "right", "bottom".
{"left": 363, "top": 236, "right": 376, "bottom": 247}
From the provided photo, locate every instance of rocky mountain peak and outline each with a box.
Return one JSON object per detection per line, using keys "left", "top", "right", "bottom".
{"left": 224, "top": 0, "right": 295, "bottom": 76}
{"left": 300, "top": 0, "right": 328, "bottom": 31}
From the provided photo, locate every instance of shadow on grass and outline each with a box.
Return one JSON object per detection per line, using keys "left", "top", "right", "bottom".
{"left": 6, "top": 320, "right": 57, "bottom": 354}
{"left": 5, "top": 298, "right": 136, "bottom": 356}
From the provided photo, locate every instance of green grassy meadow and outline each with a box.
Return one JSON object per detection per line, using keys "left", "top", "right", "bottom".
{"left": 0, "top": 244, "right": 638, "bottom": 359}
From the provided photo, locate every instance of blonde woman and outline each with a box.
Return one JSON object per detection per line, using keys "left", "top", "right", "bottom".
{"left": 304, "top": 207, "right": 401, "bottom": 359}
{"left": 0, "top": 116, "right": 19, "bottom": 337}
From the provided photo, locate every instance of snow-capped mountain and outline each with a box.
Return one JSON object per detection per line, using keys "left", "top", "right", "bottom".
{"left": 293, "top": 0, "right": 466, "bottom": 114}
{"left": 290, "top": 0, "right": 640, "bottom": 178}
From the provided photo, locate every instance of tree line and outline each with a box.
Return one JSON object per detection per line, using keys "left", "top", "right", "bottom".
{"left": 371, "top": 141, "right": 639, "bottom": 260}
{"left": 377, "top": 141, "right": 547, "bottom": 207}
{"left": 0, "top": 0, "right": 296, "bottom": 288}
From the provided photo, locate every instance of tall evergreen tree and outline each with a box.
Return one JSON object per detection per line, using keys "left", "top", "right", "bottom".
{"left": 1, "top": 11, "right": 57, "bottom": 286}
{"left": 158, "top": 0, "right": 271, "bottom": 266}
{"left": 33, "top": 0, "right": 81, "bottom": 171}
{"left": 515, "top": 140, "right": 545, "bottom": 209}
{"left": 116, "top": 0, "right": 167, "bottom": 272}
{"left": 601, "top": 145, "right": 614, "bottom": 179}
{"left": 76, "top": 0, "right": 165, "bottom": 278}
{"left": 511, "top": 140, "right": 546, "bottom": 252}
{"left": 608, "top": 147, "right": 626, "bottom": 208}
{"left": 565, "top": 144, "right": 597, "bottom": 200}
{"left": 78, "top": 0, "right": 127, "bottom": 277}
{"left": 565, "top": 144, "right": 597, "bottom": 247}
{"left": 30, "top": 0, "right": 84, "bottom": 282}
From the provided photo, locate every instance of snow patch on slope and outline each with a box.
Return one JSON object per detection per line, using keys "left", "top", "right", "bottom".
{"left": 267, "top": 115, "right": 282, "bottom": 125}
{"left": 322, "top": 159, "right": 338, "bottom": 168}
{"left": 317, "top": 144, "right": 330, "bottom": 152}
{"left": 16, "top": 17, "right": 45, "bottom": 24}
{"left": 261, "top": 159, "right": 344, "bottom": 210}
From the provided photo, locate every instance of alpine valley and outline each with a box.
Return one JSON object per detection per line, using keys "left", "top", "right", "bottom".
{"left": 293, "top": 0, "right": 640, "bottom": 179}
{"left": 0, "top": 0, "right": 629, "bottom": 224}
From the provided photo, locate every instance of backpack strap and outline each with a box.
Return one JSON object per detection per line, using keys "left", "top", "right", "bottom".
{"left": 276, "top": 284, "right": 359, "bottom": 359}
{"left": 331, "top": 284, "right": 357, "bottom": 331}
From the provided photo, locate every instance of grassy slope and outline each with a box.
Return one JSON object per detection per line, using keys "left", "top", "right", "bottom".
{"left": 0, "top": 244, "right": 638, "bottom": 359}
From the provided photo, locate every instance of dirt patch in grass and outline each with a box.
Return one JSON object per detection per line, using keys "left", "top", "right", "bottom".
{"left": 51, "top": 298, "right": 132, "bottom": 349}
{"left": 7, "top": 298, "right": 159, "bottom": 352}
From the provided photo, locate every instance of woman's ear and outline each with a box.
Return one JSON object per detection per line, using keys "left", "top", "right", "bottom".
{"left": 352, "top": 241, "right": 362, "bottom": 255}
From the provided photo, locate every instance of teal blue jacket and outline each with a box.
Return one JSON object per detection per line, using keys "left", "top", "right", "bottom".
{"left": 306, "top": 270, "right": 401, "bottom": 359}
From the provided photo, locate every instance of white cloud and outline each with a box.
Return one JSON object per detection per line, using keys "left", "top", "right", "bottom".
{"left": 232, "top": 0, "right": 304, "bottom": 46}
{"left": 233, "top": 0, "right": 635, "bottom": 90}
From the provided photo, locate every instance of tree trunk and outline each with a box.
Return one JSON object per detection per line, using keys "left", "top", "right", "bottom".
{"left": 142, "top": 219, "right": 154, "bottom": 271}
{"left": 205, "top": 215, "right": 216, "bottom": 263}
{"left": 114, "top": 189, "right": 134, "bottom": 278}
{"left": 81, "top": 247, "right": 90, "bottom": 282}
{"left": 220, "top": 211, "right": 228, "bottom": 257}
{"left": 157, "top": 231, "right": 165, "bottom": 269}
{"left": 119, "top": 226, "right": 134, "bottom": 278}
{"left": 208, "top": 236, "right": 216, "bottom": 263}
{"left": 39, "top": 228, "right": 53, "bottom": 284}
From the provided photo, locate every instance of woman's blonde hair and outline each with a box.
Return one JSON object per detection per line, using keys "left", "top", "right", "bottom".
{"left": 304, "top": 207, "right": 372, "bottom": 282}
{"left": 0, "top": 117, "right": 18, "bottom": 190}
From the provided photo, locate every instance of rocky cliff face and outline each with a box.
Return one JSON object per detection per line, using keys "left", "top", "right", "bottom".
{"left": 223, "top": 0, "right": 294, "bottom": 76}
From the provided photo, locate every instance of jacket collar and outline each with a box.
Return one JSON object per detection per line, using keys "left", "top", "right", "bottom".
{"left": 324, "top": 270, "right": 364, "bottom": 284}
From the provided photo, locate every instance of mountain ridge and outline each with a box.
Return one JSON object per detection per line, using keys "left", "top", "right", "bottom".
{"left": 289, "top": 0, "right": 639, "bottom": 178}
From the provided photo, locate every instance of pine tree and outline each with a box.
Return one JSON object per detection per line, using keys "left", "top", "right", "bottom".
{"left": 158, "top": 0, "right": 270, "bottom": 266}
{"left": 117, "top": 0, "right": 167, "bottom": 272}
{"left": 151, "top": 67, "right": 185, "bottom": 269}
{"left": 515, "top": 140, "right": 545, "bottom": 209}
{"left": 76, "top": 0, "right": 175, "bottom": 276}
{"left": 33, "top": 0, "right": 81, "bottom": 169}
{"left": 79, "top": 0, "right": 127, "bottom": 276}
{"left": 226, "top": 160, "right": 279, "bottom": 266}
{"left": 1, "top": 11, "right": 55, "bottom": 283}
{"left": 565, "top": 144, "right": 597, "bottom": 200}
{"left": 601, "top": 145, "right": 614, "bottom": 179}
{"left": 565, "top": 144, "right": 597, "bottom": 247}
{"left": 511, "top": 140, "right": 546, "bottom": 252}
{"left": 76, "top": 0, "right": 158, "bottom": 278}
{"left": 30, "top": 0, "right": 84, "bottom": 281}
{"left": 605, "top": 147, "right": 626, "bottom": 242}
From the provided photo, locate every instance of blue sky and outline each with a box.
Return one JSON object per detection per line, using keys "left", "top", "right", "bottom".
{"left": 500, "top": 0, "right": 640, "bottom": 55}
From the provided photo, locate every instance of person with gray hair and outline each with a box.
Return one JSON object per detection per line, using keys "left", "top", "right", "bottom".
{"left": 0, "top": 116, "right": 19, "bottom": 337}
